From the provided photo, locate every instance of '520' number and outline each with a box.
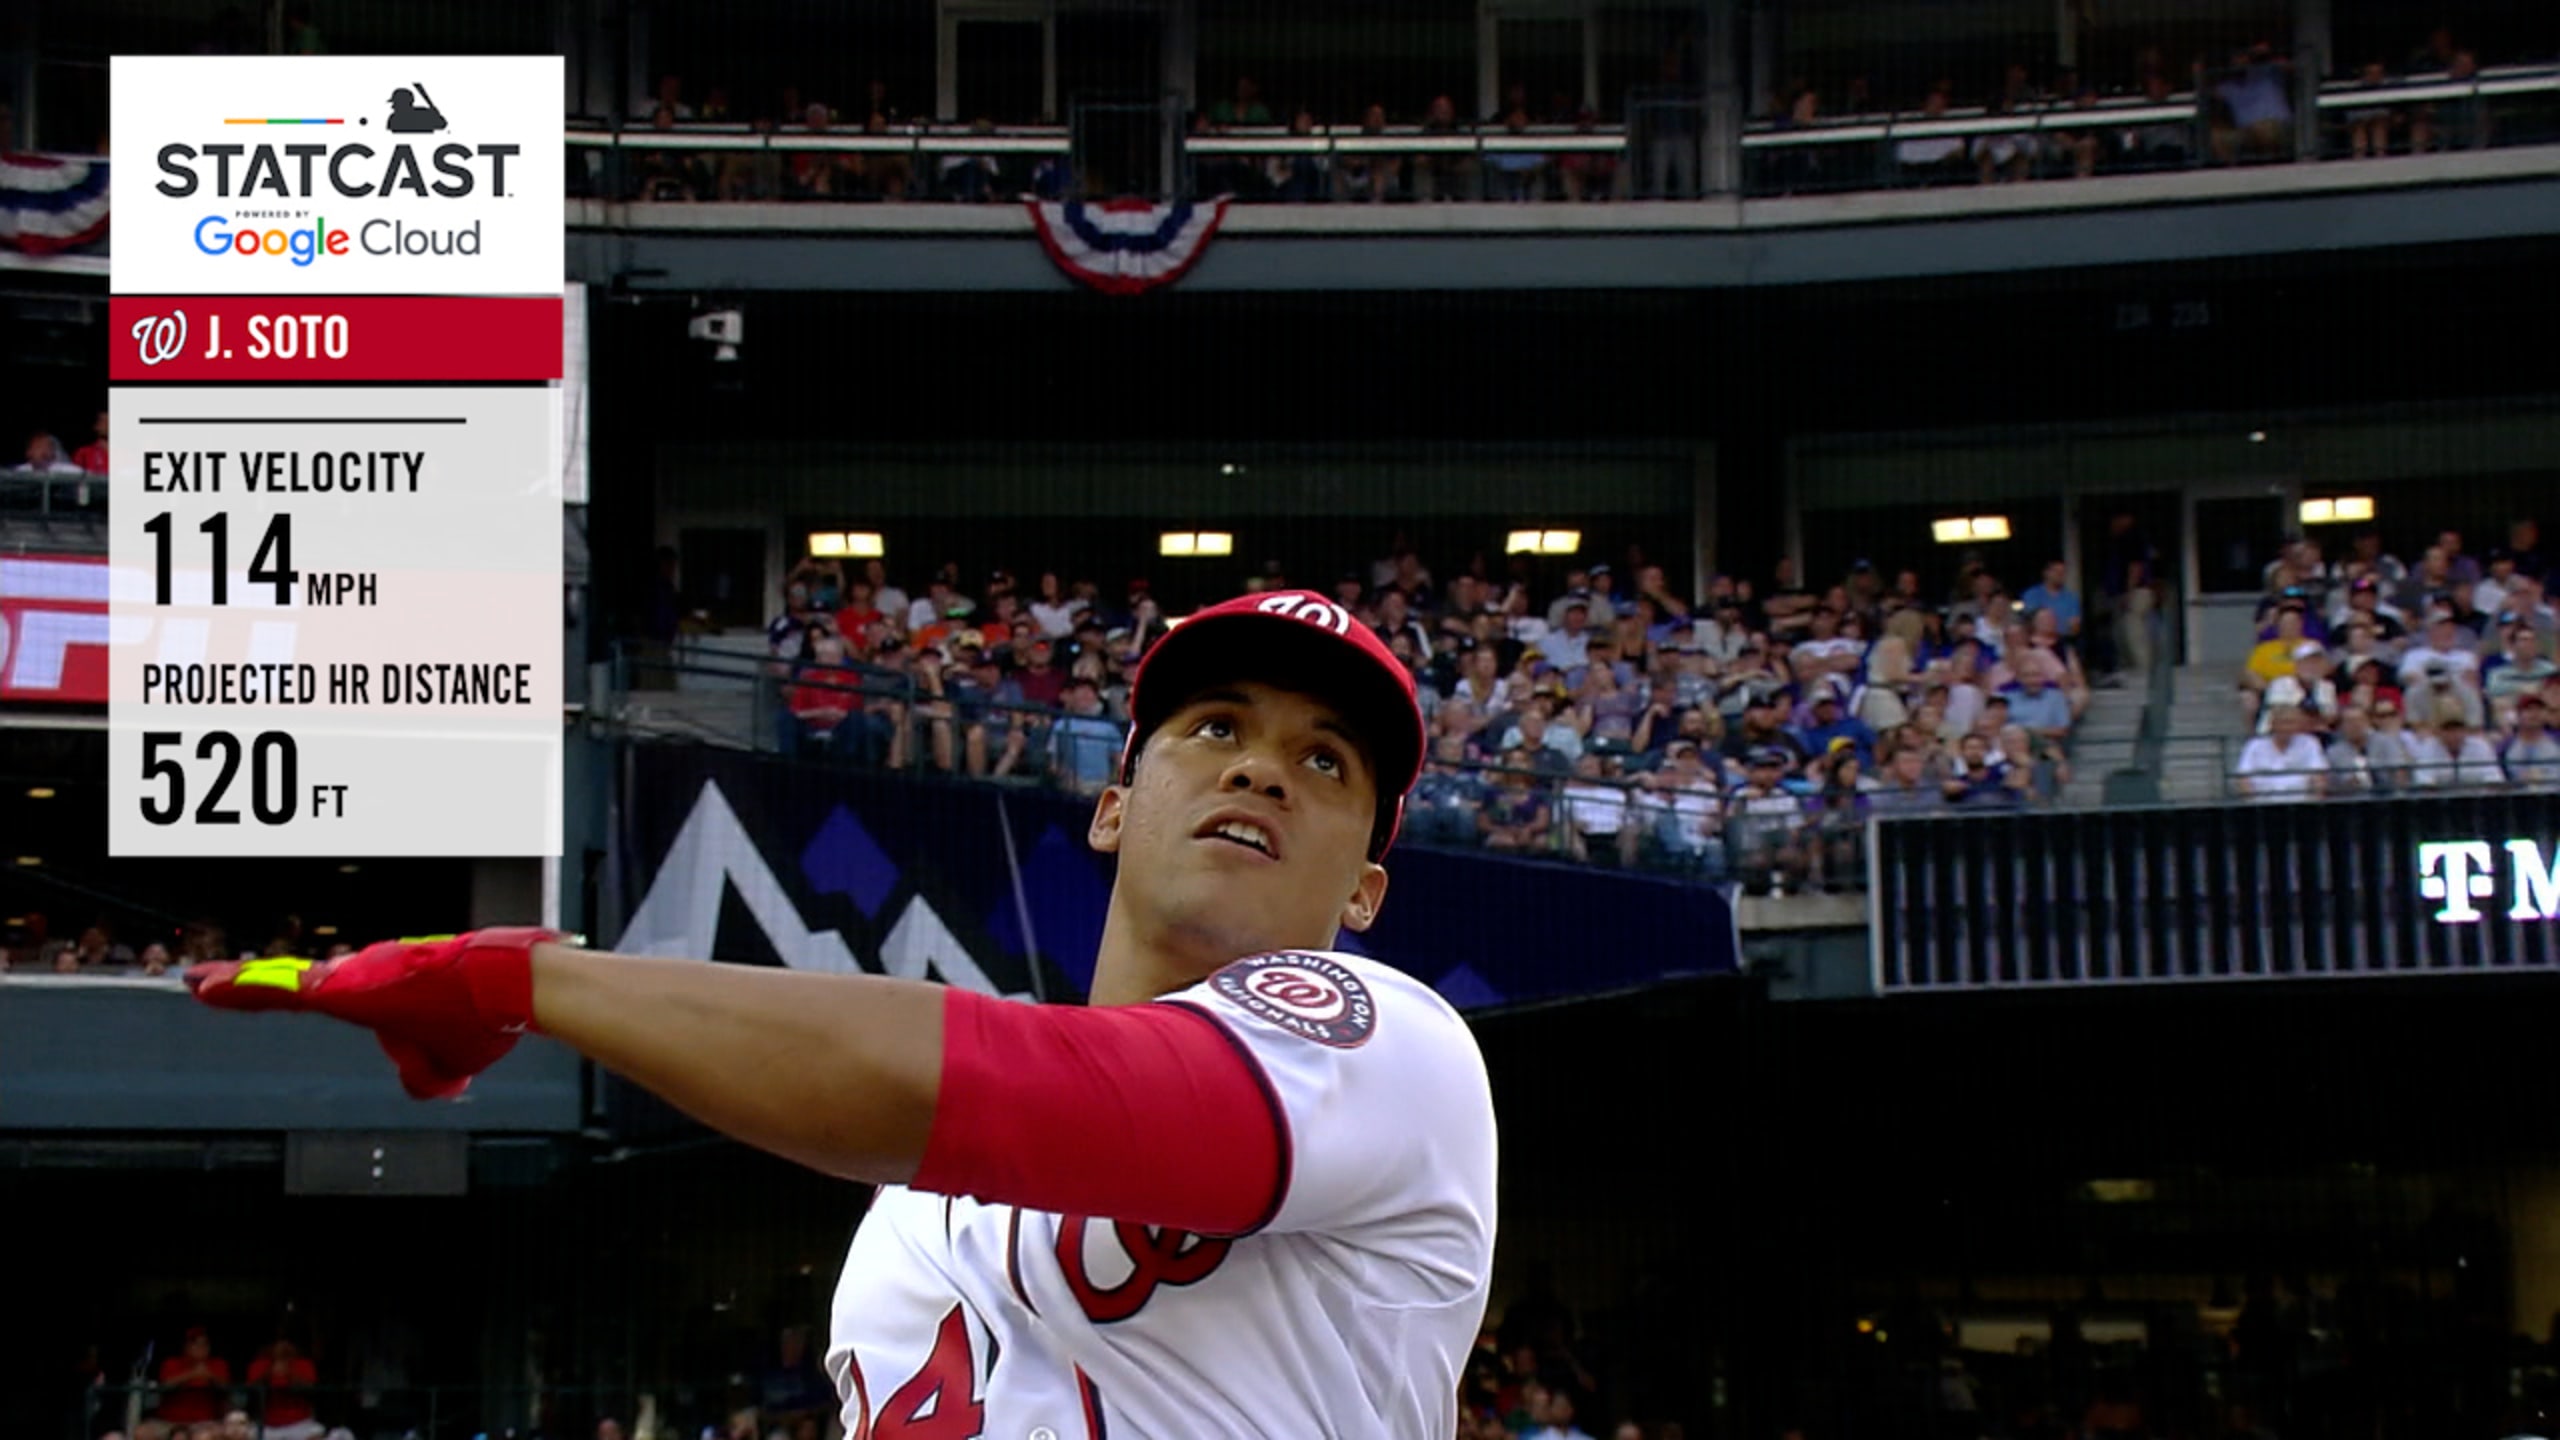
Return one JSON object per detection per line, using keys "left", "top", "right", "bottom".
{"left": 139, "top": 731, "right": 299, "bottom": 826}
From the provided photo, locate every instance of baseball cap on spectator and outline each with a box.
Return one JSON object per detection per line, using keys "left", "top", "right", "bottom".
{"left": 1589, "top": 565, "right": 1611, "bottom": 578}
{"left": 2293, "top": 641, "right": 2324, "bottom": 660}
{"left": 1118, "top": 590, "right": 1427, "bottom": 860}
{"left": 1746, "top": 744, "right": 1789, "bottom": 768}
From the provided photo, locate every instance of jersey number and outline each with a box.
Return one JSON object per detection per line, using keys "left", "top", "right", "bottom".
{"left": 872, "top": 1305, "right": 984, "bottom": 1440}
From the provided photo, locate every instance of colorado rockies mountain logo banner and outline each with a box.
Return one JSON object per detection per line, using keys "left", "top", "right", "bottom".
{"left": 612, "top": 743, "right": 1740, "bottom": 1036}
{"left": 0, "top": 153, "right": 111, "bottom": 256}
{"left": 1027, "top": 196, "right": 1229, "bottom": 295}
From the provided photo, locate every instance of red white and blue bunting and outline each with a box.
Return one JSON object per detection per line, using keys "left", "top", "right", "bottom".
{"left": 0, "top": 154, "right": 110, "bottom": 256}
{"left": 1026, "top": 196, "right": 1228, "bottom": 296}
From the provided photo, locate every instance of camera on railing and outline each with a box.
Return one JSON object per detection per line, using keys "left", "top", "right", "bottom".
{"left": 685, "top": 307, "right": 743, "bottom": 362}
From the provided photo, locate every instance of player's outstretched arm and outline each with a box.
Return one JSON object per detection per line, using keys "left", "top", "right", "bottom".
{"left": 529, "top": 940, "right": 944, "bottom": 1184}
{"left": 188, "top": 930, "right": 1284, "bottom": 1231}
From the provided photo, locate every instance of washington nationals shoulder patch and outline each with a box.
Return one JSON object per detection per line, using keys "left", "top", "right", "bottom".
{"left": 1211, "top": 952, "right": 1377, "bottom": 1050}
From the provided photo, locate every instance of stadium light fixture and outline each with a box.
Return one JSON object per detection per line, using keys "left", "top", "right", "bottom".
{"left": 807, "top": 532, "right": 886, "bottom": 559}
{"left": 25, "top": 787, "right": 52, "bottom": 799}
{"left": 2301, "top": 496, "right": 2375, "bottom": 526}
{"left": 1932, "top": 515, "right": 2011, "bottom": 544}
{"left": 1159, "top": 531, "right": 1233, "bottom": 557}
{"left": 1506, "top": 529, "right": 1582, "bottom": 555}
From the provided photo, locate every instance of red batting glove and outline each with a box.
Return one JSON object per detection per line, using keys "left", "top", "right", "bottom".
{"left": 185, "top": 928, "right": 565, "bottom": 1100}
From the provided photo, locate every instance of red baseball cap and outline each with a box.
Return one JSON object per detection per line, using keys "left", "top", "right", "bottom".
{"left": 1119, "top": 590, "right": 1426, "bottom": 859}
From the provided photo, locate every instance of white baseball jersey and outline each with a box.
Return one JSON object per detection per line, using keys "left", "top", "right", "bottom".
{"left": 824, "top": 950, "right": 1497, "bottom": 1440}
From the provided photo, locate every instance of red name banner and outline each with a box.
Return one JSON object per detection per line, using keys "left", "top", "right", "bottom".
{"left": 0, "top": 555, "right": 110, "bottom": 704}
{"left": 109, "top": 296, "right": 564, "bottom": 383}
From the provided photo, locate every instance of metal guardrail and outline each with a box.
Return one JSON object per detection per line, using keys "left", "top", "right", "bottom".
{"left": 607, "top": 646, "right": 1936, "bottom": 892}
{"left": 78, "top": 1383, "right": 765, "bottom": 1440}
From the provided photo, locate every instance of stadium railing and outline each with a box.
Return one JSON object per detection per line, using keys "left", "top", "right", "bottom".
{"left": 563, "top": 63, "right": 2560, "bottom": 204}
{"left": 79, "top": 1383, "right": 778, "bottom": 1440}
{"left": 603, "top": 644, "right": 1905, "bottom": 892}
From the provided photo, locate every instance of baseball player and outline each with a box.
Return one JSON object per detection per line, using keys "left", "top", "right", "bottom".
{"left": 186, "top": 588, "right": 1500, "bottom": 1439}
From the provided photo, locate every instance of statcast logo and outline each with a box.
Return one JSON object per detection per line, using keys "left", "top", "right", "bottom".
{"left": 157, "top": 83, "right": 517, "bottom": 263}
{"left": 2417, "top": 839, "right": 2560, "bottom": 924}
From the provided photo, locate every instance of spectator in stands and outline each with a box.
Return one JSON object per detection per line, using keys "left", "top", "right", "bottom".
{"left": 786, "top": 629, "right": 862, "bottom": 761}
{"left": 633, "top": 104, "right": 709, "bottom": 201}
{"left": 1894, "top": 84, "right": 1966, "bottom": 185}
{"left": 1634, "top": 741, "right": 1722, "bottom": 871}
{"left": 2399, "top": 612, "right": 2485, "bottom": 715}
{"left": 1727, "top": 748, "right": 1813, "bottom": 893}
{"left": 1333, "top": 102, "right": 1404, "bottom": 203}
{"left": 1046, "top": 679, "right": 1122, "bottom": 797}
{"left": 2211, "top": 42, "right": 2294, "bottom": 165}
{"left": 2119, "top": 71, "right": 2193, "bottom": 170}
{"left": 785, "top": 103, "right": 861, "bottom": 199}
{"left": 2509, "top": 518, "right": 2547, "bottom": 580}
{"left": 2504, "top": 697, "right": 2560, "bottom": 787}
{"left": 73, "top": 408, "right": 109, "bottom": 474}
{"left": 2413, "top": 49, "right": 2489, "bottom": 152}
{"left": 1500, "top": 698, "right": 1581, "bottom": 774}
{"left": 2264, "top": 644, "right": 2342, "bottom": 737}
{"left": 13, "top": 431, "right": 80, "bottom": 473}
{"left": 1870, "top": 741, "right": 1940, "bottom": 811}
{"left": 1799, "top": 688, "right": 1877, "bottom": 767}
{"left": 1974, "top": 91, "right": 2037, "bottom": 184}
{"left": 158, "top": 1328, "right": 230, "bottom": 1426}
{"left": 1527, "top": 1390, "right": 1598, "bottom": 1440}
{"left": 2488, "top": 624, "right": 2557, "bottom": 722}
{"left": 2343, "top": 61, "right": 2403, "bottom": 158}
{"left": 1477, "top": 751, "right": 1554, "bottom": 852}
{"left": 1412, "top": 94, "right": 1478, "bottom": 201}
{"left": 2019, "top": 560, "right": 2082, "bottom": 649}
{"left": 938, "top": 117, "right": 1005, "bottom": 202}
{"left": 247, "top": 1339, "right": 320, "bottom": 1440}
{"left": 1409, "top": 735, "right": 1487, "bottom": 846}
{"left": 1560, "top": 753, "right": 1638, "bottom": 866}
{"left": 1810, "top": 745, "right": 1874, "bottom": 882}
{"left": 1641, "top": 41, "right": 1701, "bottom": 199}
{"left": 2234, "top": 703, "right": 2329, "bottom": 799}
{"left": 2050, "top": 82, "right": 2106, "bottom": 178}
{"left": 2337, "top": 575, "right": 2410, "bottom": 648}
{"left": 1557, "top": 106, "right": 1620, "bottom": 201}
{"left": 2323, "top": 706, "right": 2395, "bottom": 793}
{"left": 2240, "top": 603, "right": 2312, "bottom": 718}
{"left": 2006, "top": 658, "right": 2075, "bottom": 746}
{"left": 1943, "top": 730, "right": 2025, "bottom": 807}
{"left": 1790, "top": 608, "right": 1861, "bottom": 687}
{"left": 1486, "top": 104, "right": 1550, "bottom": 201}
{"left": 2421, "top": 714, "right": 2502, "bottom": 787}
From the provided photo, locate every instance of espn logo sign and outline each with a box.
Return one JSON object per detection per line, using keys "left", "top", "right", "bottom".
{"left": 1, "top": 557, "right": 111, "bottom": 702}
{"left": 2418, "top": 839, "right": 2560, "bottom": 925}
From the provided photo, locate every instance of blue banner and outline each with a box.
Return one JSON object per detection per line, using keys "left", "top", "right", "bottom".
{"left": 614, "top": 744, "right": 1740, "bottom": 1012}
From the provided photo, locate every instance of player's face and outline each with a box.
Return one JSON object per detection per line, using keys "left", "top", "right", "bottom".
{"left": 1089, "top": 681, "right": 1389, "bottom": 961}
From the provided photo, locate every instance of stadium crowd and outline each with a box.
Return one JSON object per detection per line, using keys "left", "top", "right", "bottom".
{"left": 2228, "top": 519, "right": 2560, "bottom": 800}
{"left": 2, "top": 914, "right": 349, "bottom": 976}
{"left": 599, "top": 19, "right": 2540, "bottom": 207}
{"left": 733, "top": 539, "right": 2101, "bottom": 896}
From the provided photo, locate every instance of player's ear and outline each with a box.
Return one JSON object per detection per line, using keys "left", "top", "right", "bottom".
{"left": 1337, "top": 861, "right": 1389, "bottom": 933}
{"left": 1087, "top": 783, "right": 1128, "bottom": 855}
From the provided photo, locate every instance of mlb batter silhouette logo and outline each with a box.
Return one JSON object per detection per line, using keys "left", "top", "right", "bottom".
{"left": 386, "top": 85, "right": 447, "bottom": 133}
